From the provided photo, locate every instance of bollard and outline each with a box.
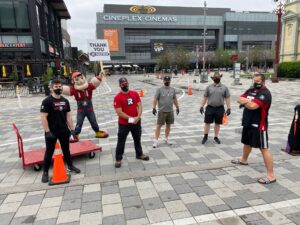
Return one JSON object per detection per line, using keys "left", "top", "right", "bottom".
{"left": 16, "top": 85, "right": 23, "bottom": 108}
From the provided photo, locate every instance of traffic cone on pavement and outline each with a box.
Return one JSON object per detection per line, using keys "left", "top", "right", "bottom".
{"left": 188, "top": 87, "right": 193, "bottom": 95}
{"left": 139, "top": 89, "right": 145, "bottom": 97}
{"left": 49, "top": 142, "right": 70, "bottom": 185}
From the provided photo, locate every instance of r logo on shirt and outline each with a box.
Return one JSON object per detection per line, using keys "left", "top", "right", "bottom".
{"left": 127, "top": 98, "right": 133, "bottom": 105}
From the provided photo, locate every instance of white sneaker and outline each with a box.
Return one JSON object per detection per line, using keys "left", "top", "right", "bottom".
{"left": 165, "top": 138, "right": 173, "bottom": 146}
{"left": 153, "top": 139, "right": 159, "bottom": 148}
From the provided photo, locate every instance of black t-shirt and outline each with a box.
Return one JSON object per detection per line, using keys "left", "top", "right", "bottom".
{"left": 40, "top": 95, "right": 71, "bottom": 134}
{"left": 241, "top": 87, "right": 272, "bottom": 131}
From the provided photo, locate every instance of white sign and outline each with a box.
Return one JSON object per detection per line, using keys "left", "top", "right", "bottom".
{"left": 103, "top": 15, "right": 177, "bottom": 23}
{"left": 87, "top": 39, "right": 111, "bottom": 61}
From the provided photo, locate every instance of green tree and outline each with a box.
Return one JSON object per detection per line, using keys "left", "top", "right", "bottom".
{"left": 174, "top": 46, "right": 190, "bottom": 69}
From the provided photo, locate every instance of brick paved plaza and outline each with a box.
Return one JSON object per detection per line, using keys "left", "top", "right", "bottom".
{"left": 0, "top": 73, "right": 299, "bottom": 225}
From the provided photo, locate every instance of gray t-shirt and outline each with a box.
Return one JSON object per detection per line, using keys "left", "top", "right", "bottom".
{"left": 155, "top": 86, "right": 177, "bottom": 112}
{"left": 204, "top": 83, "right": 230, "bottom": 107}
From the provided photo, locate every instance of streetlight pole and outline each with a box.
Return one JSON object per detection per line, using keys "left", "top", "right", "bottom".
{"left": 201, "top": 1, "right": 207, "bottom": 83}
{"left": 273, "top": 0, "right": 284, "bottom": 83}
{"left": 246, "top": 45, "right": 250, "bottom": 73}
{"left": 196, "top": 45, "right": 199, "bottom": 76}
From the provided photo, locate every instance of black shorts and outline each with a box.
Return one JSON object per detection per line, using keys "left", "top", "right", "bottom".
{"left": 204, "top": 105, "right": 225, "bottom": 124}
{"left": 241, "top": 127, "right": 269, "bottom": 149}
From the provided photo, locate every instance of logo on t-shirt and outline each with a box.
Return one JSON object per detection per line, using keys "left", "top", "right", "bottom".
{"left": 259, "top": 95, "right": 265, "bottom": 100}
{"left": 127, "top": 98, "right": 133, "bottom": 105}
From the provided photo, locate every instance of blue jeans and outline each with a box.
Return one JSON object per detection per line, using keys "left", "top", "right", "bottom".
{"left": 75, "top": 100, "right": 99, "bottom": 135}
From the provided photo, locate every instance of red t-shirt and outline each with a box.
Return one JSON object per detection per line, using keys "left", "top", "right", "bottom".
{"left": 113, "top": 90, "right": 141, "bottom": 125}
{"left": 70, "top": 83, "right": 95, "bottom": 101}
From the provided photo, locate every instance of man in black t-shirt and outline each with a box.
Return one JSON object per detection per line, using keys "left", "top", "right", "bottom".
{"left": 40, "top": 79, "right": 80, "bottom": 183}
{"left": 232, "top": 74, "right": 276, "bottom": 185}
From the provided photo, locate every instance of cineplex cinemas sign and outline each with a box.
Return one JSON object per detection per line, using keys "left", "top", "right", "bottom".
{"left": 103, "top": 15, "right": 178, "bottom": 23}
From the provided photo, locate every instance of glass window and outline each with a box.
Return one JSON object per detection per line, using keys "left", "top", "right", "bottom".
{"left": 0, "top": 0, "right": 16, "bottom": 29}
{"left": 18, "top": 36, "right": 32, "bottom": 43}
{"left": 36, "top": 4, "right": 40, "bottom": 29}
{"left": 14, "top": 0, "right": 30, "bottom": 29}
{"left": 2, "top": 35, "right": 18, "bottom": 43}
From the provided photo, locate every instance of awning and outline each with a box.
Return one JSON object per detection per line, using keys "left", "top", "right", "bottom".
{"left": 114, "top": 65, "right": 120, "bottom": 68}
{"left": 103, "top": 65, "right": 112, "bottom": 68}
{"left": 50, "top": 0, "right": 71, "bottom": 19}
{"left": 122, "top": 65, "right": 132, "bottom": 68}
{"left": 133, "top": 65, "right": 139, "bottom": 68}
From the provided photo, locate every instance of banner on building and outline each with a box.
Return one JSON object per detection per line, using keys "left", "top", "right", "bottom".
{"left": 87, "top": 39, "right": 111, "bottom": 61}
{"left": 103, "top": 29, "right": 119, "bottom": 52}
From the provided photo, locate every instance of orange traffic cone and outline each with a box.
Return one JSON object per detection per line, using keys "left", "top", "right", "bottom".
{"left": 139, "top": 89, "right": 144, "bottom": 97}
{"left": 188, "top": 87, "right": 193, "bottom": 95}
{"left": 49, "top": 142, "right": 70, "bottom": 185}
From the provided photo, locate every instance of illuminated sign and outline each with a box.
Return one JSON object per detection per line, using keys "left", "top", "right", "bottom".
{"left": 0, "top": 43, "right": 32, "bottom": 48}
{"left": 129, "top": 5, "right": 156, "bottom": 14}
{"left": 49, "top": 45, "right": 55, "bottom": 54}
{"left": 103, "top": 15, "right": 177, "bottom": 23}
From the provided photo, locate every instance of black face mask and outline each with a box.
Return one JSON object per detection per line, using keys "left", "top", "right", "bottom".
{"left": 213, "top": 78, "right": 221, "bottom": 84}
{"left": 164, "top": 82, "right": 170, "bottom": 86}
{"left": 121, "top": 86, "right": 129, "bottom": 92}
{"left": 253, "top": 83, "right": 263, "bottom": 89}
{"left": 53, "top": 88, "right": 62, "bottom": 95}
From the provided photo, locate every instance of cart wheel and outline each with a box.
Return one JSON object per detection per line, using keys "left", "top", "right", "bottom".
{"left": 88, "top": 152, "right": 96, "bottom": 159}
{"left": 33, "top": 164, "right": 42, "bottom": 171}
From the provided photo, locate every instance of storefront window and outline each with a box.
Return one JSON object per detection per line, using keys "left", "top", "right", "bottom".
{"left": 0, "top": 0, "right": 30, "bottom": 31}
{"left": 14, "top": 0, "right": 30, "bottom": 29}
{"left": 0, "top": 0, "right": 16, "bottom": 29}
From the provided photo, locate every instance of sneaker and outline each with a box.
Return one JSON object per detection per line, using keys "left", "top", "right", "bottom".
{"left": 68, "top": 165, "right": 81, "bottom": 173}
{"left": 41, "top": 172, "right": 49, "bottom": 183}
{"left": 115, "top": 161, "right": 122, "bottom": 168}
{"left": 136, "top": 155, "right": 150, "bottom": 161}
{"left": 214, "top": 137, "right": 221, "bottom": 144}
{"left": 153, "top": 139, "right": 159, "bottom": 148}
{"left": 165, "top": 139, "right": 173, "bottom": 146}
{"left": 202, "top": 136, "right": 208, "bottom": 144}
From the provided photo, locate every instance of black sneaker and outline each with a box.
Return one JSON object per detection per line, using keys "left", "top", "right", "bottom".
{"left": 115, "top": 161, "right": 122, "bottom": 168}
{"left": 41, "top": 172, "right": 49, "bottom": 183}
{"left": 136, "top": 155, "right": 150, "bottom": 161}
{"left": 202, "top": 136, "right": 208, "bottom": 144}
{"left": 214, "top": 137, "right": 221, "bottom": 144}
{"left": 68, "top": 165, "right": 81, "bottom": 173}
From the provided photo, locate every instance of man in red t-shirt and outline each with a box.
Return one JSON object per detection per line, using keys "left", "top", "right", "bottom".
{"left": 113, "top": 77, "right": 149, "bottom": 168}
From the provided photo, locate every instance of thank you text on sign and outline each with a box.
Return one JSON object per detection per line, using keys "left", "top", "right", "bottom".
{"left": 88, "top": 39, "right": 111, "bottom": 61}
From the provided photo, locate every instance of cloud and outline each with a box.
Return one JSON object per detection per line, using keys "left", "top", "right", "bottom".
{"left": 64, "top": 0, "right": 277, "bottom": 51}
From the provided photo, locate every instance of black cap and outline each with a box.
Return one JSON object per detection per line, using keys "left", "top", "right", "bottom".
{"left": 119, "top": 77, "right": 128, "bottom": 86}
{"left": 164, "top": 76, "right": 171, "bottom": 81}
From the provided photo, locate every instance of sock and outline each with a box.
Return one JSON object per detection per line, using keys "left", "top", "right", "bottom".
{"left": 204, "top": 134, "right": 208, "bottom": 138}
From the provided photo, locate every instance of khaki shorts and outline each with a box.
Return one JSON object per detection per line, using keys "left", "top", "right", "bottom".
{"left": 157, "top": 111, "right": 174, "bottom": 125}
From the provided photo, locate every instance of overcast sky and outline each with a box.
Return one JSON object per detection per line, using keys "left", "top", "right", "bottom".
{"left": 64, "top": 0, "right": 278, "bottom": 52}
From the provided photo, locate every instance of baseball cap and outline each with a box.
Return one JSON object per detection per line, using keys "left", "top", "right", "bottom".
{"left": 119, "top": 77, "right": 128, "bottom": 86}
{"left": 163, "top": 76, "right": 171, "bottom": 81}
{"left": 72, "top": 71, "right": 82, "bottom": 80}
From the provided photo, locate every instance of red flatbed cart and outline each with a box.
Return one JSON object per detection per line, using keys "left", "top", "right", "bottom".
{"left": 12, "top": 123, "right": 102, "bottom": 171}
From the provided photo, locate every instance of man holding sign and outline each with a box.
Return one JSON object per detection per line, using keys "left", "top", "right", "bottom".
{"left": 113, "top": 77, "right": 149, "bottom": 168}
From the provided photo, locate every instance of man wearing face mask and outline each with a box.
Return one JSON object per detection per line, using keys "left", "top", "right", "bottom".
{"left": 113, "top": 77, "right": 149, "bottom": 168}
{"left": 232, "top": 73, "right": 276, "bottom": 184}
{"left": 40, "top": 80, "right": 80, "bottom": 183}
{"left": 200, "top": 72, "right": 231, "bottom": 144}
{"left": 152, "top": 75, "right": 179, "bottom": 148}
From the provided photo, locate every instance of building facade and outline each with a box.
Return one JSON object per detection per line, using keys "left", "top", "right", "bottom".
{"left": 0, "top": 0, "right": 70, "bottom": 79}
{"left": 280, "top": 0, "right": 300, "bottom": 62}
{"left": 96, "top": 4, "right": 277, "bottom": 66}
